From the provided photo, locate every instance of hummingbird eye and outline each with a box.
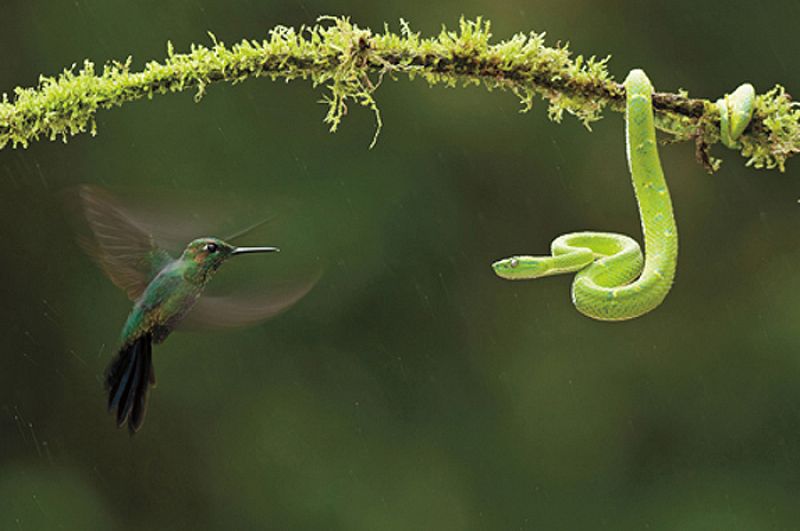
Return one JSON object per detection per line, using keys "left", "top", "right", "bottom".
{"left": 204, "top": 243, "right": 218, "bottom": 253}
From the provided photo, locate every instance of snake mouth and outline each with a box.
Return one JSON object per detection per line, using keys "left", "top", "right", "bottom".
{"left": 492, "top": 261, "right": 515, "bottom": 279}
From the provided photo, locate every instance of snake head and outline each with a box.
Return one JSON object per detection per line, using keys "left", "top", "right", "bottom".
{"left": 492, "top": 256, "right": 549, "bottom": 280}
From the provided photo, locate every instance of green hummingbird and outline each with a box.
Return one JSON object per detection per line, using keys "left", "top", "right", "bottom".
{"left": 75, "top": 186, "right": 316, "bottom": 433}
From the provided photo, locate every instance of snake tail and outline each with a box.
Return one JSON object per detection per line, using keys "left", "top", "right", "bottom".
{"left": 717, "top": 83, "right": 756, "bottom": 149}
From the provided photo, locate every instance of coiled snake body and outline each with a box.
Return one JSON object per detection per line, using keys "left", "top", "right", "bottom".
{"left": 492, "top": 69, "right": 754, "bottom": 321}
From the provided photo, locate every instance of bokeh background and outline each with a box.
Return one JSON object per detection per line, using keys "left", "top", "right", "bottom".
{"left": 2, "top": 1, "right": 800, "bottom": 529}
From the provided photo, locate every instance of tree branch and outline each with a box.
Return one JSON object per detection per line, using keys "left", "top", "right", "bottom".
{"left": 1, "top": 17, "right": 798, "bottom": 171}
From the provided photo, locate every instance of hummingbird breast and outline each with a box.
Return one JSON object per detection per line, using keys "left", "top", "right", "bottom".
{"left": 155, "top": 291, "right": 203, "bottom": 342}
{"left": 120, "top": 264, "right": 205, "bottom": 346}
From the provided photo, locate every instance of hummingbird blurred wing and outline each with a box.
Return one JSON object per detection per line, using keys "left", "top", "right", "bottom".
{"left": 180, "top": 276, "right": 319, "bottom": 330}
{"left": 77, "top": 185, "right": 174, "bottom": 300}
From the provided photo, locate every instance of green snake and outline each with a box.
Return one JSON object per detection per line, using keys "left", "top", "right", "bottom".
{"left": 492, "top": 69, "right": 755, "bottom": 321}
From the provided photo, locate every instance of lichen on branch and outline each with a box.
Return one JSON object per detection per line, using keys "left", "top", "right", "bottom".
{"left": 1, "top": 16, "right": 798, "bottom": 171}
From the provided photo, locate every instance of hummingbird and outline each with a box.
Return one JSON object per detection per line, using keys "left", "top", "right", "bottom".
{"left": 75, "top": 185, "right": 316, "bottom": 433}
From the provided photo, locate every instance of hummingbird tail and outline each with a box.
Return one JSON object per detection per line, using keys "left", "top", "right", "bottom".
{"left": 105, "top": 333, "right": 155, "bottom": 434}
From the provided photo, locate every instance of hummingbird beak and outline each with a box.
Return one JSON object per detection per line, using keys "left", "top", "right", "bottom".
{"left": 231, "top": 246, "right": 280, "bottom": 255}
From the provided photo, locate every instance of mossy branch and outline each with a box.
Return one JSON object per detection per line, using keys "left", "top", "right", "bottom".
{"left": 1, "top": 16, "right": 798, "bottom": 171}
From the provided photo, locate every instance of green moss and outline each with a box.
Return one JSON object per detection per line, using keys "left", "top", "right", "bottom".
{"left": 741, "top": 85, "right": 800, "bottom": 171}
{"left": 0, "top": 16, "right": 797, "bottom": 171}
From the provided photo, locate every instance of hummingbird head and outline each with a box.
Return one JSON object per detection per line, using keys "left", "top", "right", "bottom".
{"left": 181, "top": 237, "right": 280, "bottom": 283}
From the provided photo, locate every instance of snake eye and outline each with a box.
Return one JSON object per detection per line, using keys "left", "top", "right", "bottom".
{"left": 510, "top": 258, "right": 519, "bottom": 268}
{"left": 204, "top": 242, "right": 218, "bottom": 253}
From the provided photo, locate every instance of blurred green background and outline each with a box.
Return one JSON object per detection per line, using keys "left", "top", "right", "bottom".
{"left": 2, "top": 1, "right": 800, "bottom": 529}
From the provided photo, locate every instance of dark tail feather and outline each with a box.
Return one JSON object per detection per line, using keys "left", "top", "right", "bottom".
{"left": 105, "top": 333, "right": 155, "bottom": 433}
